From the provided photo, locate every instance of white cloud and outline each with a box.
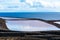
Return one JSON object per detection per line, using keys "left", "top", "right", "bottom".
{"left": 25, "top": 0, "right": 60, "bottom": 8}
{"left": 0, "top": 0, "right": 60, "bottom": 12}
{"left": 0, "top": 0, "right": 60, "bottom": 8}
{"left": 0, "top": 5, "right": 5, "bottom": 10}
{"left": 41, "top": 0, "right": 60, "bottom": 8}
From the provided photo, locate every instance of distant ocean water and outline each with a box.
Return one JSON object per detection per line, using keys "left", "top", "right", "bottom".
{"left": 0, "top": 12, "right": 60, "bottom": 20}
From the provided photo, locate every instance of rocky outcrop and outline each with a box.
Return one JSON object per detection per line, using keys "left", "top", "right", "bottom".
{"left": 0, "top": 18, "right": 8, "bottom": 30}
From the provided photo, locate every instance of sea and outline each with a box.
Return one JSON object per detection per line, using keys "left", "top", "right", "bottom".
{"left": 0, "top": 12, "right": 60, "bottom": 20}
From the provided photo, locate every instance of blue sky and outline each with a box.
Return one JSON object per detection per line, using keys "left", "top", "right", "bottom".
{"left": 0, "top": 0, "right": 60, "bottom": 12}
